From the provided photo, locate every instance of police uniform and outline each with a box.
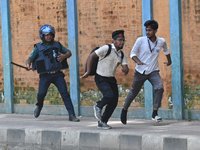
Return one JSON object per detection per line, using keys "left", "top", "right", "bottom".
{"left": 29, "top": 41, "right": 76, "bottom": 117}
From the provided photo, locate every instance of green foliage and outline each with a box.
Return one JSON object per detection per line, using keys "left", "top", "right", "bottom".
{"left": 13, "top": 83, "right": 67, "bottom": 105}
{"left": 81, "top": 84, "right": 145, "bottom": 107}
{"left": 81, "top": 89, "right": 103, "bottom": 105}
{"left": 80, "top": 82, "right": 84, "bottom": 87}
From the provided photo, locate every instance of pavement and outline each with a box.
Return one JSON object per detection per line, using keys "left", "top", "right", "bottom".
{"left": 0, "top": 113, "right": 200, "bottom": 150}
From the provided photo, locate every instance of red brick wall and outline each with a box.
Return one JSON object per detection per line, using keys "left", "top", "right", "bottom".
{"left": 78, "top": 0, "right": 143, "bottom": 91}
{"left": 0, "top": 0, "right": 199, "bottom": 108}
{"left": 182, "top": 0, "right": 200, "bottom": 85}
{"left": 10, "top": 0, "right": 69, "bottom": 89}
{"left": 153, "top": 0, "right": 171, "bottom": 108}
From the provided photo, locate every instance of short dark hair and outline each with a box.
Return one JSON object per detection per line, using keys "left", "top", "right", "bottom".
{"left": 144, "top": 20, "right": 158, "bottom": 30}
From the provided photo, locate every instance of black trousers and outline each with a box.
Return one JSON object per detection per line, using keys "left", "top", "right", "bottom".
{"left": 36, "top": 71, "right": 75, "bottom": 115}
{"left": 95, "top": 74, "right": 118, "bottom": 123}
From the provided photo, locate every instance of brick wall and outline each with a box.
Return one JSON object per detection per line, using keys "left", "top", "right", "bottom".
{"left": 9, "top": 0, "right": 69, "bottom": 105}
{"left": 0, "top": 0, "right": 199, "bottom": 109}
{"left": 77, "top": 0, "right": 143, "bottom": 106}
{"left": 181, "top": 0, "right": 200, "bottom": 109}
{"left": 153, "top": 0, "right": 172, "bottom": 108}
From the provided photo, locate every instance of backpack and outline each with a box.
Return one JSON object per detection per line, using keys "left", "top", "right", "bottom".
{"left": 85, "top": 44, "right": 124, "bottom": 76}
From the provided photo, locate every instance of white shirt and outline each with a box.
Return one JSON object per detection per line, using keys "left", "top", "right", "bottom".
{"left": 130, "top": 36, "right": 170, "bottom": 75}
{"left": 95, "top": 44, "right": 128, "bottom": 77}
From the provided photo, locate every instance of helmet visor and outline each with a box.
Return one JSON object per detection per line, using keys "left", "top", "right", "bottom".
{"left": 42, "top": 26, "right": 55, "bottom": 35}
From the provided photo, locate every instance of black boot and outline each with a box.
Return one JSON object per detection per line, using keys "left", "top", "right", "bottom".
{"left": 34, "top": 106, "right": 42, "bottom": 118}
{"left": 120, "top": 108, "right": 127, "bottom": 124}
{"left": 69, "top": 115, "right": 80, "bottom": 122}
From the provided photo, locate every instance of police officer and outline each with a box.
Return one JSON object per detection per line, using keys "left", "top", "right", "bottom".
{"left": 26, "top": 24, "right": 79, "bottom": 122}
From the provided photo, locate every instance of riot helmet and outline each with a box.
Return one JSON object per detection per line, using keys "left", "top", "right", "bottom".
{"left": 39, "top": 24, "right": 55, "bottom": 42}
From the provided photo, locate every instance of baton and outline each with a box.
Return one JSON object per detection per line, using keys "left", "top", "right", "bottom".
{"left": 10, "top": 61, "right": 31, "bottom": 70}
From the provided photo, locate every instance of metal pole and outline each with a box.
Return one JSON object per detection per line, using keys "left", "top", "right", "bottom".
{"left": 67, "top": 0, "right": 80, "bottom": 115}
{"left": 142, "top": 0, "right": 154, "bottom": 119}
{"left": 169, "top": 0, "right": 184, "bottom": 119}
{"left": 0, "top": 0, "right": 14, "bottom": 113}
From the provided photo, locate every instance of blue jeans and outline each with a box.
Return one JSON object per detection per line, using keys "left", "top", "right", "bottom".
{"left": 123, "top": 70, "right": 164, "bottom": 109}
{"left": 36, "top": 71, "right": 75, "bottom": 115}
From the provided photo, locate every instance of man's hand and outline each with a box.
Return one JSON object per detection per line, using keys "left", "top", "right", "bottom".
{"left": 26, "top": 58, "right": 32, "bottom": 71}
{"left": 80, "top": 72, "right": 90, "bottom": 79}
{"left": 164, "top": 61, "right": 171, "bottom": 66}
{"left": 26, "top": 64, "right": 31, "bottom": 71}
{"left": 57, "top": 52, "right": 66, "bottom": 62}
{"left": 164, "top": 54, "right": 172, "bottom": 66}
{"left": 137, "top": 62, "right": 147, "bottom": 65}
{"left": 121, "top": 65, "right": 129, "bottom": 75}
{"left": 80, "top": 52, "right": 98, "bottom": 79}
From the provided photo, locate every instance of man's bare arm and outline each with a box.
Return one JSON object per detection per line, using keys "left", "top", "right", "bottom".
{"left": 132, "top": 56, "right": 146, "bottom": 65}
{"left": 164, "top": 54, "right": 172, "bottom": 66}
{"left": 80, "top": 52, "right": 98, "bottom": 79}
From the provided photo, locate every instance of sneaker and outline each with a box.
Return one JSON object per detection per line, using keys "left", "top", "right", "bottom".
{"left": 69, "top": 115, "right": 80, "bottom": 122}
{"left": 97, "top": 121, "right": 112, "bottom": 129}
{"left": 152, "top": 115, "right": 163, "bottom": 122}
{"left": 93, "top": 104, "right": 102, "bottom": 120}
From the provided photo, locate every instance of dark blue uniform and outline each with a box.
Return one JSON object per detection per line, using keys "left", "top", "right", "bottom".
{"left": 29, "top": 41, "right": 76, "bottom": 116}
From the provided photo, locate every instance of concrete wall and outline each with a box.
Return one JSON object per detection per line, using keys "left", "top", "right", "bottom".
{"left": 0, "top": 128, "right": 198, "bottom": 150}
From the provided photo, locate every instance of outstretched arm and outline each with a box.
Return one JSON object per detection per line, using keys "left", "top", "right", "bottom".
{"left": 80, "top": 52, "right": 98, "bottom": 79}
